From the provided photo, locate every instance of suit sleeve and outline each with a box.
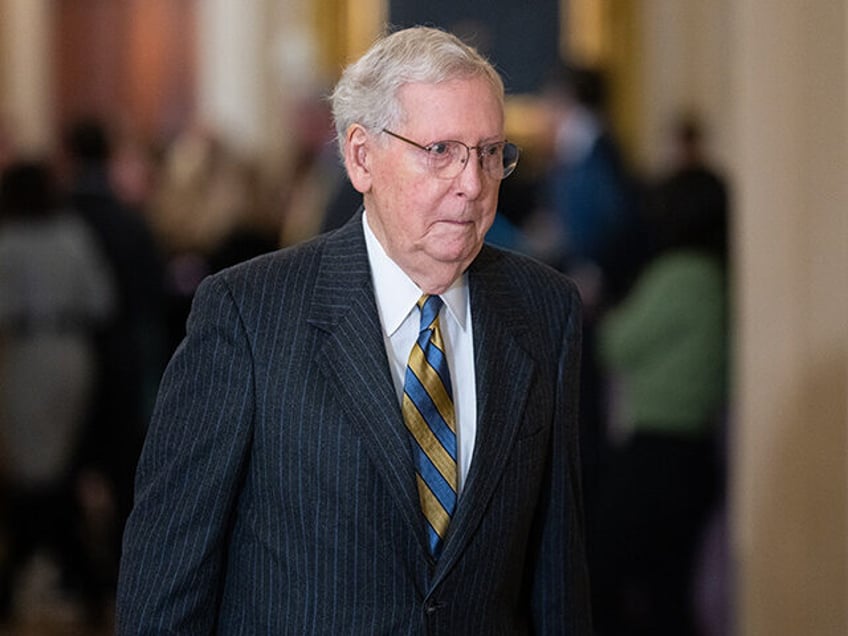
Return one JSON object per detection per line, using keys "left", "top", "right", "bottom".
{"left": 116, "top": 274, "right": 255, "bottom": 634}
{"left": 531, "top": 286, "right": 594, "bottom": 634}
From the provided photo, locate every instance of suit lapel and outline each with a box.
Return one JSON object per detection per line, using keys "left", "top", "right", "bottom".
{"left": 434, "top": 246, "right": 536, "bottom": 581}
{"left": 307, "top": 214, "right": 427, "bottom": 550}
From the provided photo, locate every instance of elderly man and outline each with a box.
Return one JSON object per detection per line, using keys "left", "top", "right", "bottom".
{"left": 117, "top": 26, "right": 591, "bottom": 634}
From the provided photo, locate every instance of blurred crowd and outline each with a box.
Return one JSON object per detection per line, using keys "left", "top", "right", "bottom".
{"left": 0, "top": 62, "right": 730, "bottom": 634}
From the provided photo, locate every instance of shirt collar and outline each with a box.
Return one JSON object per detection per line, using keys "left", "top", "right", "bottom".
{"left": 362, "top": 211, "right": 468, "bottom": 336}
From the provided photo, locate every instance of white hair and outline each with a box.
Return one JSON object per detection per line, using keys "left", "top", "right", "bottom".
{"left": 330, "top": 26, "right": 505, "bottom": 156}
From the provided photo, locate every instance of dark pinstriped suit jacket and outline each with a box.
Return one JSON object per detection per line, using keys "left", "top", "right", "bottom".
{"left": 116, "top": 212, "right": 591, "bottom": 634}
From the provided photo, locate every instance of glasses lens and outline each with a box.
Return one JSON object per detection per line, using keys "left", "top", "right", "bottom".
{"left": 501, "top": 142, "right": 520, "bottom": 179}
{"left": 478, "top": 142, "right": 520, "bottom": 179}
{"left": 419, "top": 137, "right": 520, "bottom": 180}
{"left": 427, "top": 141, "right": 465, "bottom": 178}
{"left": 478, "top": 143, "right": 504, "bottom": 175}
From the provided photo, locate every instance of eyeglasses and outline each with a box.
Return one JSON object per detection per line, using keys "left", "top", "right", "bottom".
{"left": 382, "top": 129, "right": 520, "bottom": 180}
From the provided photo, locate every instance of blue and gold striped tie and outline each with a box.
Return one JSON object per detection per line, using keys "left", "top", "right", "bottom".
{"left": 402, "top": 294, "right": 457, "bottom": 557}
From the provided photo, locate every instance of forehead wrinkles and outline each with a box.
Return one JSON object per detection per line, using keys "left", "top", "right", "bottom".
{"left": 394, "top": 79, "right": 504, "bottom": 142}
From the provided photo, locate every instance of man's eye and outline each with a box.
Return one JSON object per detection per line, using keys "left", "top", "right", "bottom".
{"left": 482, "top": 144, "right": 501, "bottom": 157}
{"left": 429, "top": 142, "right": 451, "bottom": 156}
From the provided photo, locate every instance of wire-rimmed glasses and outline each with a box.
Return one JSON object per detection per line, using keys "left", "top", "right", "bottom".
{"left": 382, "top": 129, "right": 520, "bottom": 180}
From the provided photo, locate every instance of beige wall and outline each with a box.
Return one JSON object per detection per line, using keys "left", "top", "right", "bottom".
{"left": 0, "top": 0, "right": 53, "bottom": 154}
{"left": 730, "top": 1, "right": 848, "bottom": 633}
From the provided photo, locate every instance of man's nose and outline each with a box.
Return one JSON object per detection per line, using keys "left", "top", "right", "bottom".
{"left": 454, "top": 151, "right": 485, "bottom": 198}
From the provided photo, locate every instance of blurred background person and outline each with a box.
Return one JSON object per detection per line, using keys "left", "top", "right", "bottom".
{"left": 539, "top": 61, "right": 647, "bottom": 551}
{"left": 60, "top": 117, "right": 168, "bottom": 608}
{"left": 0, "top": 160, "right": 115, "bottom": 625}
{"left": 541, "top": 61, "right": 647, "bottom": 304}
{"left": 277, "top": 89, "right": 346, "bottom": 247}
{"left": 148, "top": 122, "right": 278, "bottom": 352}
{"left": 664, "top": 113, "right": 716, "bottom": 175}
{"left": 592, "top": 151, "right": 730, "bottom": 635}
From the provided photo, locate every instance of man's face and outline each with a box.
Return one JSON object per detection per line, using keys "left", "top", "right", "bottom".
{"left": 361, "top": 76, "right": 504, "bottom": 291}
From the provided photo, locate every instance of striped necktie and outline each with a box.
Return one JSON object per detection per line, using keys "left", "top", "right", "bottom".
{"left": 402, "top": 294, "right": 457, "bottom": 557}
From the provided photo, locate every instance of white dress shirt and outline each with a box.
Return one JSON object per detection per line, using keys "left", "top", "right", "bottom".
{"left": 362, "top": 212, "right": 477, "bottom": 494}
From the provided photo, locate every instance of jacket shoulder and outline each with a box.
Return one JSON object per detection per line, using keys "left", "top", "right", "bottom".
{"left": 475, "top": 244, "right": 582, "bottom": 308}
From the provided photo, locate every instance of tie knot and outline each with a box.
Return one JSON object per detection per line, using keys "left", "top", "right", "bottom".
{"left": 417, "top": 294, "right": 443, "bottom": 332}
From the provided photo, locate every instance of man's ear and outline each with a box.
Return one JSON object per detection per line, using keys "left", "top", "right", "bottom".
{"left": 343, "top": 124, "right": 373, "bottom": 194}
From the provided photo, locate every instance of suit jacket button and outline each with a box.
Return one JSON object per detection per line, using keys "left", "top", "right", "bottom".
{"left": 424, "top": 601, "right": 439, "bottom": 615}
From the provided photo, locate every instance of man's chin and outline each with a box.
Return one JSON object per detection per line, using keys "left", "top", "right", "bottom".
{"left": 427, "top": 240, "right": 483, "bottom": 268}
